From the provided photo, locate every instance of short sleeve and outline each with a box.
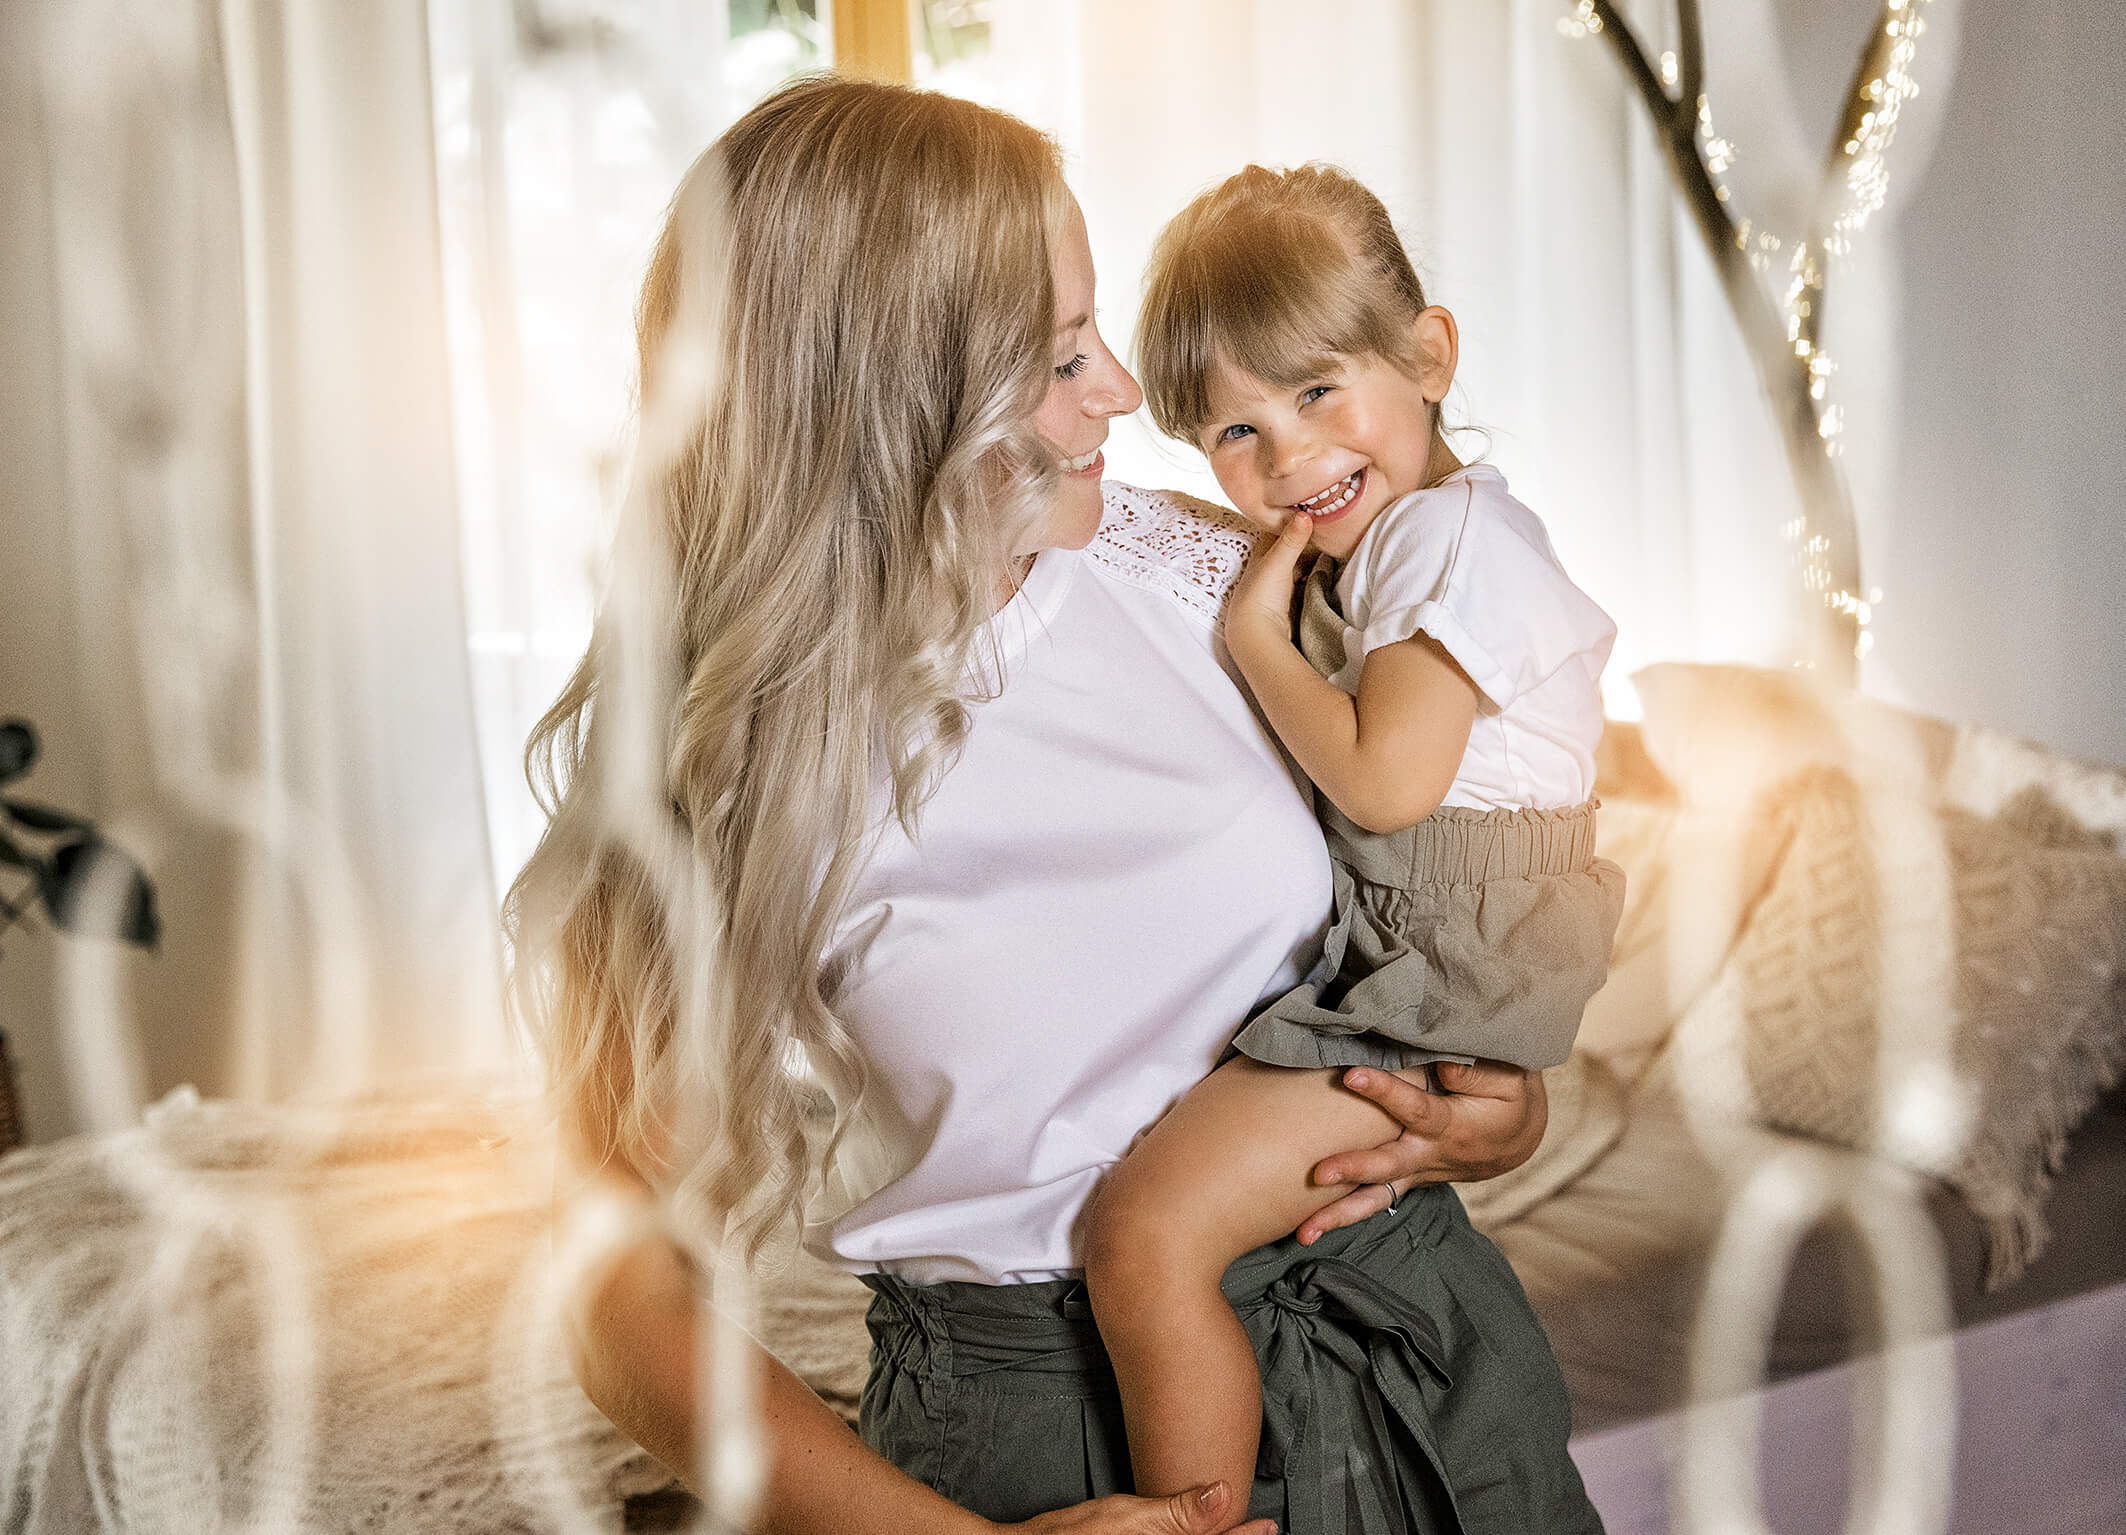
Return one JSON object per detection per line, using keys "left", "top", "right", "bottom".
{"left": 1344, "top": 473, "right": 1616, "bottom": 711}
{"left": 1086, "top": 482, "right": 1258, "bottom": 629}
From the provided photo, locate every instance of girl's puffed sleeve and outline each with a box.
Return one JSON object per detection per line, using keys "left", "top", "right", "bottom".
{"left": 1347, "top": 476, "right": 1615, "bottom": 711}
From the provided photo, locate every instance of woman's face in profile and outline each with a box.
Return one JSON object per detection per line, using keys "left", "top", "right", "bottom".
{"left": 1025, "top": 199, "right": 1142, "bottom": 555}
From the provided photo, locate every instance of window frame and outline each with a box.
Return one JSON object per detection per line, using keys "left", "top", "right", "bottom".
{"left": 830, "top": 0, "right": 913, "bottom": 81}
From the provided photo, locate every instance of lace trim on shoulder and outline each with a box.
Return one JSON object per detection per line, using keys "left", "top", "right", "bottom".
{"left": 1086, "top": 483, "right": 1258, "bottom": 629}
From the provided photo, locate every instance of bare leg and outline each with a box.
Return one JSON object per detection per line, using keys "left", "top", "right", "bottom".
{"left": 1081, "top": 1057, "right": 1430, "bottom": 1500}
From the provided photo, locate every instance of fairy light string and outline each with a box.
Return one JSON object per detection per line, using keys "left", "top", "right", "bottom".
{"left": 1561, "top": 0, "right": 1930, "bottom": 663}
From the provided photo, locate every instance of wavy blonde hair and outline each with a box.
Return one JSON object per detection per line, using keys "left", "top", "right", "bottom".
{"left": 506, "top": 76, "right": 1069, "bottom": 1251}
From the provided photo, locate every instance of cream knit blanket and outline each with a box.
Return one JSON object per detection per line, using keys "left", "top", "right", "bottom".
{"left": 0, "top": 1090, "right": 673, "bottom": 1534}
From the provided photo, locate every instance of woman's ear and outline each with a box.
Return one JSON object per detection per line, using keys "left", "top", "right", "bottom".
{"left": 1412, "top": 306, "right": 1459, "bottom": 404}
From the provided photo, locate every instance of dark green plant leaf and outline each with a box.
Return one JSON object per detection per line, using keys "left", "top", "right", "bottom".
{"left": 0, "top": 722, "right": 34, "bottom": 788}
{"left": 38, "top": 836, "right": 161, "bottom": 950}
{"left": 3, "top": 797, "right": 93, "bottom": 835}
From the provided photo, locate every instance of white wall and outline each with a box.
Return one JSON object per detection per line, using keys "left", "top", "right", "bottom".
{"left": 1768, "top": 0, "right": 2126, "bottom": 765}
{"left": 1878, "top": 0, "right": 2126, "bottom": 767}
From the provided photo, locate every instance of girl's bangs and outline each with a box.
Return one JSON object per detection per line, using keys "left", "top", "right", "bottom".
{"left": 1175, "top": 233, "right": 1408, "bottom": 433}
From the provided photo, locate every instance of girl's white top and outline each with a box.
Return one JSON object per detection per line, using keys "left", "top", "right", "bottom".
{"left": 807, "top": 484, "right": 1333, "bottom": 1285}
{"left": 1327, "top": 464, "right": 1616, "bottom": 811}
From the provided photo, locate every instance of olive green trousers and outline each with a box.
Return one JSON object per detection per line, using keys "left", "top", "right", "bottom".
{"left": 857, "top": 1185, "right": 1601, "bottom": 1534}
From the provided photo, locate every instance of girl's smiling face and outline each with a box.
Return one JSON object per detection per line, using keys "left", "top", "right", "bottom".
{"left": 1198, "top": 309, "right": 1459, "bottom": 562}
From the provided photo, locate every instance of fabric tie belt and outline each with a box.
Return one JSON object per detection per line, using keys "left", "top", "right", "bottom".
{"left": 858, "top": 1187, "right": 1528, "bottom": 1535}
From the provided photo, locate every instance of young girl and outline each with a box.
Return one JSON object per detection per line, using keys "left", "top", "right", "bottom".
{"left": 1082, "top": 163, "right": 1625, "bottom": 1508}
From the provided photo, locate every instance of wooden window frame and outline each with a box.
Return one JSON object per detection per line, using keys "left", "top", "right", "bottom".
{"left": 830, "top": 0, "right": 913, "bottom": 81}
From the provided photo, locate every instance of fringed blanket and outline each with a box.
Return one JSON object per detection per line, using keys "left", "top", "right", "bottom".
{"left": 0, "top": 1091, "right": 673, "bottom": 1534}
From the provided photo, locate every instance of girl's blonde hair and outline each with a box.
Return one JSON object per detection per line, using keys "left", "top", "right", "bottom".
{"left": 1138, "top": 163, "right": 1433, "bottom": 445}
{"left": 505, "top": 75, "right": 1069, "bottom": 1251}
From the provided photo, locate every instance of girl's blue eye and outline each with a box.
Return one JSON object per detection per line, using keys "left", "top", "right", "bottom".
{"left": 1216, "top": 423, "right": 1254, "bottom": 445}
{"left": 1301, "top": 385, "right": 1332, "bottom": 404}
{"left": 1054, "top": 353, "right": 1090, "bottom": 381}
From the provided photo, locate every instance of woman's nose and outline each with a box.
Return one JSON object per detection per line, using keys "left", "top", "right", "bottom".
{"left": 1087, "top": 353, "right": 1143, "bottom": 420}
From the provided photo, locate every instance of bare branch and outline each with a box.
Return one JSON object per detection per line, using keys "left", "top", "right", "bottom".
{"left": 1577, "top": 0, "right": 1864, "bottom": 675}
{"left": 1799, "top": 4, "right": 1901, "bottom": 357}
{"left": 1675, "top": 0, "right": 1706, "bottom": 118}
{"left": 1588, "top": 1, "right": 1681, "bottom": 131}
{"left": 1828, "top": 3, "right": 1900, "bottom": 174}
{"left": 1591, "top": 0, "right": 1744, "bottom": 295}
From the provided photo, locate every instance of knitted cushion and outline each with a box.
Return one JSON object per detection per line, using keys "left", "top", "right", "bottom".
{"left": 1630, "top": 662, "right": 1954, "bottom": 808}
{"left": 1667, "top": 767, "right": 2126, "bottom": 1286}
{"left": 1632, "top": 661, "right": 2126, "bottom": 845}
{"left": 1571, "top": 791, "right": 1794, "bottom": 1076}
{"left": 1458, "top": 1051, "right": 1628, "bottom": 1232}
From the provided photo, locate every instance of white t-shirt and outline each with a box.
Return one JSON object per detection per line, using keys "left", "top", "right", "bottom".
{"left": 1327, "top": 464, "right": 1615, "bottom": 811}
{"left": 805, "top": 484, "right": 1335, "bottom": 1286}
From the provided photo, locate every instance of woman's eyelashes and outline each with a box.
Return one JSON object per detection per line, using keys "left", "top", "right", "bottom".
{"left": 1053, "top": 353, "right": 1090, "bottom": 381}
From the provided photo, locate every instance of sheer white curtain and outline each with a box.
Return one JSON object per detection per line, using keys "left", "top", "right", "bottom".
{"left": 965, "top": 0, "right": 1961, "bottom": 713}
{"left": 10, "top": 0, "right": 511, "bottom": 1135}
{"left": 426, "top": 0, "right": 745, "bottom": 901}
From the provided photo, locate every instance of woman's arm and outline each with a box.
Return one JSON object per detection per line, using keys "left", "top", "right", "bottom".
{"left": 1224, "top": 513, "right": 1477, "bottom": 834}
{"left": 565, "top": 1174, "right": 1274, "bottom": 1535}
{"left": 1292, "top": 1061, "right": 1549, "bottom": 1243}
{"left": 569, "top": 1216, "right": 990, "bottom": 1534}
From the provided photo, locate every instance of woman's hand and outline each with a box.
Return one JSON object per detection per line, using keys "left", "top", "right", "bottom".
{"left": 1002, "top": 1480, "right": 1275, "bottom": 1535}
{"left": 1295, "top": 1060, "right": 1547, "bottom": 1244}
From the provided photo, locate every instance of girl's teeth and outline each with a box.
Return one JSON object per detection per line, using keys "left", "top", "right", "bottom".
{"left": 1059, "top": 449, "right": 1099, "bottom": 472}
{"left": 1299, "top": 471, "right": 1361, "bottom": 515}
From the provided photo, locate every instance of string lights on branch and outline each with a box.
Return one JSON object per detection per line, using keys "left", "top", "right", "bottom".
{"left": 1559, "top": 0, "right": 1932, "bottom": 674}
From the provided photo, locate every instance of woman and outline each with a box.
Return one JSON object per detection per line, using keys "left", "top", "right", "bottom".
{"left": 509, "top": 76, "right": 1589, "bottom": 1534}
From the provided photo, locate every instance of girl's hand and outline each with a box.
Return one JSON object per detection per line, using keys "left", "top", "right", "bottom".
{"left": 1001, "top": 1480, "right": 1275, "bottom": 1535}
{"left": 1295, "top": 1061, "right": 1547, "bottom": 1244}
{"left": 1226, "top": 513, "right": 1313, "bottom": 648}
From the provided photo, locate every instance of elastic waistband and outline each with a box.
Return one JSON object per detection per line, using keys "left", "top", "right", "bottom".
{"left": 1326, "top": 798, "right": 1603, "bottom": 886}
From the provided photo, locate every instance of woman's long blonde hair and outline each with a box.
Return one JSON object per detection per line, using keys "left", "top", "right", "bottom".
{"left": 506, "top": 76, "right": 1069, "bottom": 1251}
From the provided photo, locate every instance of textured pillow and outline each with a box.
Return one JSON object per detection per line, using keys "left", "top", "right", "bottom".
{"left": 1664, "top": 766, "right": 2126, "bottom": 1286}
{"left": 1574, "top": 790, "right": 1796, "bottom": 1076}
{"left": 1458, "top": 1051, "right": 1629, "bottom": 1232}
{"left": 1632, "top": 661, "right": 2126, "bottom": 849}
{"left": 1632, "top": 661, "right": 1956, "bottom": 809}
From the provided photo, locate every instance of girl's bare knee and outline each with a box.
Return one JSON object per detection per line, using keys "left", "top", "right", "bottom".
{"left": 1082, "top": 1168, "right": 1163, "bottom": 1292}
{"left": 1082, "top": 1161, "right": 1223, "bottom": 1305}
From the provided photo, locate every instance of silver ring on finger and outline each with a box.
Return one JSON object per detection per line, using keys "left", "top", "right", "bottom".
{"left": 1377, "top": 1182, "right": 1399, "bottom": 1216}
